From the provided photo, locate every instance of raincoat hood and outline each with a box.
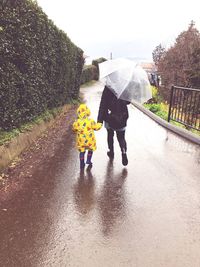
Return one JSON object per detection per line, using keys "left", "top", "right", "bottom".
{"left": 77, "top": 104, "right": 91, "bottom": 119}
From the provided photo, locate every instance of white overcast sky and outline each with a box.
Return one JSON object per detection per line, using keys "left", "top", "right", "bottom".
{"left": 37, "top": 0, "right": 200, "bottom": 61}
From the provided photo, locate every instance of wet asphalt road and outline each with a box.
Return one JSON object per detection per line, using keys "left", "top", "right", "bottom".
{"left": 0, "top": 82, "right": 200, "bottom": 267}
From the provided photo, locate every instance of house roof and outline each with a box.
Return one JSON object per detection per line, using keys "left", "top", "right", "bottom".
{"left": 139, "top": 62, "right": 156, "bottom": 72}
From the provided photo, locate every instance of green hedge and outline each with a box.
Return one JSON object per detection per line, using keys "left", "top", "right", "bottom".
{"left": 81, "top": 65, "right": 98, "bottom": 84}
{"left": 92, "top": 57, "right": 107, "bottom": 80}
{"left": 81, "top": 57, "right": 107, "bottom": 84}
{"left": 0, "top": 0, "right": 84, "bottom": 130}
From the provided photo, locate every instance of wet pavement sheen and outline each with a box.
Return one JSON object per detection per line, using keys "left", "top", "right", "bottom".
{"left": 0, "top": 82, "right": 200, "bottom": 267}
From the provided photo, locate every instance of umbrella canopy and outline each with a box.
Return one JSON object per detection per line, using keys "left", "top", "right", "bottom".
{"left": 99, "top": 58, "right": 152, "bottom": 104}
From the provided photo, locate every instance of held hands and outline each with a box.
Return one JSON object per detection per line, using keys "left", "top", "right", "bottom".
{"left": 96, "top": 122, "right": 103, "bottom": 130}
{"left": 72, "top": 121, "right": 78, "bottom": 132}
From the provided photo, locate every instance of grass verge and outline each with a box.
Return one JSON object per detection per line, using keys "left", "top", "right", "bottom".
{"left": 143, "top": 86, "right": 200, "bottom": 137}
{"left": 0, "top": 107, "right": 63, "bottom": 146}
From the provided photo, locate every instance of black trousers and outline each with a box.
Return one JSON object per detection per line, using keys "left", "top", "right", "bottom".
{"left": 107, "top": 128, "right": 127, "bottom": 153}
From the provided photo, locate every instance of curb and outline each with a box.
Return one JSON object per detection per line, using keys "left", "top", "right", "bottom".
{"left": 0, "top": 105, "right": 71, "bottom": 171}
{"left": 132, "top": 101, "right": 200, "bottom": 146}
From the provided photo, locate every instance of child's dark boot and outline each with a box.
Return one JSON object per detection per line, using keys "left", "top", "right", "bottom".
{"left": 86, "top": 150, "right": 93, "bottom": 169}
{"left": 80, "top": 152, "right": 85, "bottom": 169}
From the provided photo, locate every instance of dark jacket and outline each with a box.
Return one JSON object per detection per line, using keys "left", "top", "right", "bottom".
{"left": 97, "top": 86, "right": 130, "bottom": 130}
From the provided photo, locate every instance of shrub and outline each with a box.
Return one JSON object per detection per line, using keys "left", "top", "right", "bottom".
{"left": 152, "top": 86, "right": 158, "bottom": 99}
{"left": 92, "top": 57, "right": 107, "bottom": 80}
{"left": 81, "top": 57, "right": 107, "bottom": 84}
{"left": 144, "top": 102, "right": 169, "bottom": 121}
{"left": 0, "top": 0, "right": 84, "bottom": 130}
{"left": 81, "top": 65, "right": 98, "bottom": 84}
{"left": 149, "top": 104, "right": 161, "bottom": 113}
{"left": 156, "top": 110, "right": 168, "bottom": 120}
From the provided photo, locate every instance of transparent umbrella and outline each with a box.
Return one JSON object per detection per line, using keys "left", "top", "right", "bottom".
{"left": 99, "top": 58, "right": 152, "bottom": 104}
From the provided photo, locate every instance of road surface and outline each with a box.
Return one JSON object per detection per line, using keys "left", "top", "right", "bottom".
{"left": 0, "top": 82, "right": 200, "bottom": 267}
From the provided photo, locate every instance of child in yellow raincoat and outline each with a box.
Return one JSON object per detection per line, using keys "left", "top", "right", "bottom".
{"left": 73, "top": 104, "right": 102, "bottom": 169}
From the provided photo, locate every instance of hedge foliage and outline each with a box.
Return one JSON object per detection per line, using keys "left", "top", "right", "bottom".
{"left": 81, "top": 65, "right": 98, "bottom": 84}
{"left": 0, "top": 0, "right": 84, "bottom": 130}
{"left": 92, "top": 57, "right": 107, "bottom": 79}
{"left": 81, "top": 57, "right": 107, "bottom": 84}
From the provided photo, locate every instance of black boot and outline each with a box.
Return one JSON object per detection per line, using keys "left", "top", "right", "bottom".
{"left": 107, "top": 150, "right": 114, "bottom": 159}
{"left": 122, "top": 152, "right": 128, "bottom": 166}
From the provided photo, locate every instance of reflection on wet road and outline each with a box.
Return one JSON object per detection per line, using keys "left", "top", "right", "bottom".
{"left": 0, "top": 82, "right": 200, "bottom": 267}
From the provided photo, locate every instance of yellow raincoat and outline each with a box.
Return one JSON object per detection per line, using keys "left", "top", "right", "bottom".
{"left": 73, "top": 104, "right": 102, "bottom": 152}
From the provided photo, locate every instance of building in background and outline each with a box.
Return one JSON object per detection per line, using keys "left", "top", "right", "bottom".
{"left": 139, "top": 62, "right": 160, "bottom": 87}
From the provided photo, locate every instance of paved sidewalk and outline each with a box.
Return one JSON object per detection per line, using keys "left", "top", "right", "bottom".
{"left": 0, "top": 81, "right": 200, "bottom": 267}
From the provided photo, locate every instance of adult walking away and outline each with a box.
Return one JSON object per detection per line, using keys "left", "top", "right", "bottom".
{"left": 97, "top": 58, "right": 152, "bottom": 166}
{"left": 97, "top": 86, "right": 130, "bottom": 166}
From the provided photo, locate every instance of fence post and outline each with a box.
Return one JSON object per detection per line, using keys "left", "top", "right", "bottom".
{"left": 168, "top": 85, "right": 174, "bottom": 122}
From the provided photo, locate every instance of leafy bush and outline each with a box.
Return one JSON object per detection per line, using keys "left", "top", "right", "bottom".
{"left": 81, "top": 57, "right": 107, "bottom": 84}
{"left": 0, "top": 0, "right": 84, "bottom": 130}
{"left": 155, "top": 110, "right": 168, "bottom": 120}
{"left": 144, "top": 102, "right": 169, "bottom": 121}
{"left": 149, "top": 104, "right": 161, "bottom": 113}
{"left": 81, "top": 65, "right": 98, "bottom": 84}
{"left": 152, "top": 86, "right": 158, "bottom": 99}
{"left": 92, "top": 57, "right": 107, "bottom": 80}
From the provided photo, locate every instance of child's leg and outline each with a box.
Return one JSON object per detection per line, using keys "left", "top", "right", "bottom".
{"left": 79, "top": 151, "right": 85, "bottom": 169}
{"left": 86, "top": 150, "right": 93, "bottom": 165}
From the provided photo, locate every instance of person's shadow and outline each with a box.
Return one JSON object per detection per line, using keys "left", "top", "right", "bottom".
{"left": 98, "top": 161, "right": 128, "bottom": 236}
{"left": 73, "top": 169, "right": 95, "bottom": 218}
